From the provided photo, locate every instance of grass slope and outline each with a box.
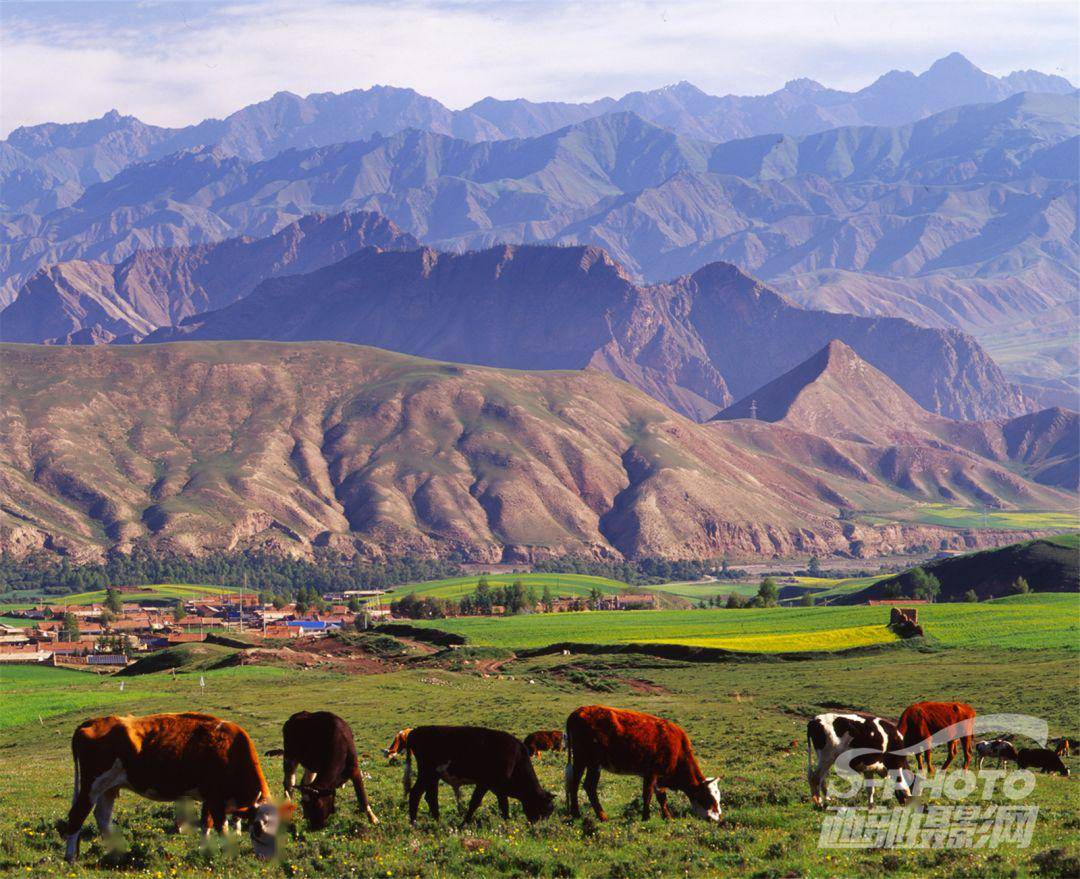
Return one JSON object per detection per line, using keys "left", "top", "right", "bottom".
{"left": 385, "top": 573, "right": 629, "bottom": 601}
{"left": 0, "top": 583, "right": 240, "bottom": 612}
{"left": 0, "top": 646, "right": 1077, "bottom": 878}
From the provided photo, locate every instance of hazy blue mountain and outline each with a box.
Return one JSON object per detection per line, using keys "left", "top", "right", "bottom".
{"left": 3, "top": 93, "right": 1074, "bottom": 319}
{"left": 2, "top": 53, "right": 1072, "bottom": 213}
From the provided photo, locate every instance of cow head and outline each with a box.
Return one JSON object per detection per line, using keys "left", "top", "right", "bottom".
{"left": 297, "top": 783, "right": 337, "bottom": 830}
{"left": 522, "top": 789, "right": 557, "bottom": 822}
{"left": 689, "top": 777, "right": 722, "bottom": 822}
{"left": 247, "top": 801, "right": 295, "bottom": 858}
{"left": 383, "top": 728, "right": 411, "bottom": 761}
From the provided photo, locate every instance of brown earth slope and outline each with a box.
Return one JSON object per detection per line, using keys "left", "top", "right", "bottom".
{"left": 0, "top": 342, "right": 1070, "bottom": 564}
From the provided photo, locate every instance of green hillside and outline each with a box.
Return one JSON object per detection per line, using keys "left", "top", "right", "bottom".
{"left": 840, "top": 537, "right": 1079, "bottom": 603}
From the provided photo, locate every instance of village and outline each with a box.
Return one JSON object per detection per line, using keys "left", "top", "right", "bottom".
{"left": 0, "top": 587, "right": 390, "bottom": 670}
{"left": 0, "top": 585, "right": 667, "bottom": 670}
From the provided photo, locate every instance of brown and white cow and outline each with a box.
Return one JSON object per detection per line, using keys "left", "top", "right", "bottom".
{"left": 403, "top": 725, "right": 555, "bottom": 824}
{"left": 265, "top": 711, "right": 378, "bottom": 830}
{"left": 1017, "top": 748, "right": 1070, "bottom": 776}
{"left": 384, "top": 728, "right": 465, "bottom": 808}
{"left": 975, "top": 739, "right": 1019, "bottom": 770}
{"left": 523, "top": 730, "right": 564, "bottom": 760}
{"left": 62, "top": 713, "right": 294, "bottom": 862}
{"left": 897, "top": 701, "right": 976, "bottom": 774}
{"left": 806, "top": 712, "right": 914, "bottom": 807}
{"left": 564, "top": 705, "right": 721, "bottom": 822}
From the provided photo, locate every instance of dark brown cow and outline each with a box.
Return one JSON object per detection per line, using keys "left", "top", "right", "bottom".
{"left": 564, "top": 705, "right": 721, "bottom": 822}
{"left": 265, "top": 711, "right": 378, "bottom": 830}
{"left": 523, "top": 730, "right": 564, "bottom": 759}
{"left": 1017, "top": 748, "right": 1070, "bottom": 776}
{"left": 897, "top": 701, "right": 976, "bottom": 774}
{"left": 404, "top": 726, "right": 555, "bottom": 823}
{"left": 62, "top": 713, "right": 294, "bottom": 862}
{"left": 807, "top": 712, "right": 914, "bottom": 807}
{"left": 384, "top": 728, "right": 465, "bottom": 808}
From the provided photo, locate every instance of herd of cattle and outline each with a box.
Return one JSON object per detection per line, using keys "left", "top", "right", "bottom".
{"left": 61, "top": 702, "right": 1072, "bottom": 862}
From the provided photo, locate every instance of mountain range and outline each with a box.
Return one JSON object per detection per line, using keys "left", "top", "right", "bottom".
{"left": 4, "top": 52, "right": 1071, "bottom": 215}
{"left": 3, "top": 90, "right": 1074, "bottom": 405}
{"left": 1, "top": 340, "right": 1070, "bottom": 564}
{"left": 124, "top": 238, "right": 1025, "bottom": 422}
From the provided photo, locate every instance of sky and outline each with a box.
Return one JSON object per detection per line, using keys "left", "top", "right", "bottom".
{"left": 1, "top": 0, "right": 1077, "bottom": 136}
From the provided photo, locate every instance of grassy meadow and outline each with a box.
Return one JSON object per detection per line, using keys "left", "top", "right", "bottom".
{"left": 383, "top": 573, "right": 629, "bottom": 602}
{"left": 1, "top": 634, "right": 1078, "bottom": 878}
{"left": 0, "top": 583, "right": 241, "bottom": 611}
{"left": 405, "top": 594, "right": 1079, "bottom": 651}
{"left": 864, "top": 504, "right": 1077, "bottom": 531}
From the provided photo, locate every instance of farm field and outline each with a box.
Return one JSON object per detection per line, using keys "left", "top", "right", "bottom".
{"left": 406, "top": 594, "right": 1079, "bottom": 652}
{"left": 1, "top": 642, "right": 1077, "bottom": 878}
{"left": 648, "top": 580, "right": 761, "bottom": 601}
{"left": 863, "top": 504, "right": 1078, "bottom": 531}
{"left": 383, "top": 573, "right": 630, "bottom": 601}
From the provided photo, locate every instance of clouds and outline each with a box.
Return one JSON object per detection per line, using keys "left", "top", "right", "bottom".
{"left": 2, "top": 0, "right": 1077, "bottom": 135}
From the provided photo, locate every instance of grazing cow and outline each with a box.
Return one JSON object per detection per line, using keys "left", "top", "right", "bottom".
{"left": 564, "top": 705, "right": 721, "bottom": 822}
{"left": 1050, "top": 737, "right": 1078, "bottom": 758}
{"left": 404, "top": 726, "right": 555, "bottom": 824}
{"left": 62, "top": 713, "right": 293, "bottom": 862}
{"left": 264, "top": 711, "right": 378, "bottom": 830}
{"left": 1017, "top": 748, "right": 1070, "bottom": 776}
{"left": 523, "top": 730, "right": 564, "bottom": 760}
{"left": 975, "top": 739, "right": 1019, "bottom": 770}
{"left": 806, "top": 712, "right": 914, "bottom": 807}
{"left": 384, "top": 728, "right": 465, "bottom": 808}
{"left": 897, "top": 701, "right": 976, "bottom": 774}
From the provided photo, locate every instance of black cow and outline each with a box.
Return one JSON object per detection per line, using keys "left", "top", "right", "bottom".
{"left": 266, "top": 711, "right": 378, "bottom": 829}
{"left": 1017, "top": 748, "right": 1070, "bottom": 776}
{"left": 404, "top": 725, "right": 555, "bottom": 824}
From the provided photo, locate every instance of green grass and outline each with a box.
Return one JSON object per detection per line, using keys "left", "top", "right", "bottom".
{"left": 0, "top": 644, "right": 1077, "bottom": 878}
{"left": 405, "top": 596, "right": 1079, "bottom": 651}
{"left": 384, "top": 573, "right": 630, "bottom": 601}
{"left": 648, "top": 580, "right": 761, "bottom": 601}
{"left": 864, "top": 503, "right": 1078, "bottom": 531}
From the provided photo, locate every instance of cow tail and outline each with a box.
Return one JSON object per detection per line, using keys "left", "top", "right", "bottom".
{"left": 806, "top": 727, "right": 814, "bottom": 777}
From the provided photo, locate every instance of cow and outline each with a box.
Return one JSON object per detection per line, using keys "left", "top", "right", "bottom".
{"left": 403, "top": 725, "right": 555, "bottom": 824}
{"left": 264, "top": 711, "right": 378, "bottom": 830}
{"left": 1050, "top": 737, "right": 1078, "bottom": 758}
{"left": 523, "top": 730, "right": 564, "bottom": 760}
{"left": 1017, "top": 748, "right": 1070, "bottom": 776}
{"left": 806, "top": 712, "right": 914, "bottom": 808}
{"left": 384, "top": 727, "right": 465, "bottom": 808}
{"left": 564, "top": 705, "right": 721, "bottom": 822}
{"left": 61, "top": 713, "right": 294, "bottom": 862}
{"left": 975, "top": 739, "right": 1019, "bottom": 770}
{"left": 897, "top": 701, "right": 976, "bottom": 774}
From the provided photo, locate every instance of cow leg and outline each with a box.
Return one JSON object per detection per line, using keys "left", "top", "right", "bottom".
{"left": 962, "top": 736, "right": 973, "bottom": 771}
{"left": 63, "top": 785, "right": 94, "bottom": 862}
{"left": 865, "top": 775, "right": 875, "bottom": 806}
{"left": 424, "top": 778, "right": 440, "bottom": 822}
{"left": 642, "top": 775, "right": 656, "bottom": 820}
{"left": 407, "top": 774, "right": 426, "bottom": 824}
{"left": 93, "top": 787, "right": 118, "bottom": 838}
{"left": 451, "top": 783, "right": 464, "bottom": 811}
{"left": 462, "top": 786, "right": 487, "bottom": 823}
{"left": 583, "top": 765, "right": 606, "bottom": 822}
{"left": 565, "top": 759, "right": 585, "bottom": 818}
{"left": 655, "top": 787, "right": 672, "bottom": 820}
{"left": 941, "top": 740, "right": 958, "bottom": 772}
{"left": 350, "top": 766, "right": 379, "bottom": 825}
{"left": 496, "top": 793, "right": 510, "bottom": 820}
{"left": 283, "top": 757, "right": 299, "bottom": 800}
